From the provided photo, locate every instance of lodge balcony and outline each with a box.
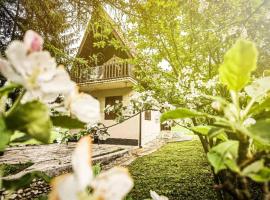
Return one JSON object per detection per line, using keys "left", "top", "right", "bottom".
{"left": 71, "top": 56, "right": 137, "bottom": 92}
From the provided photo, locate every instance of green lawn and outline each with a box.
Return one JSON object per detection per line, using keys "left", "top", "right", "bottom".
{"left": 127, "top": 140, "right": 220, "bottom": 200}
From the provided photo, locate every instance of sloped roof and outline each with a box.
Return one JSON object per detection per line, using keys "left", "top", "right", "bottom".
{"left": 76, "top": 6, "right": 135, "bottom": 63}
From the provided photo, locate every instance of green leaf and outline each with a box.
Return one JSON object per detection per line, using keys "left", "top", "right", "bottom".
{"left": 93, "top": 163, "right": 102, "bottom": 177}
{"left": 250, "top": 96, "right": 270, "bottom": 116}
{"left": 6, "top": 101, "right": 52, "bottom": 143}
{"left": 219, "top": 39, "right": 258, "bottom": 91}
{"left": 10, "top": 134, "right": 32, "bottom": 143}
{"left": 242, "top": 160, "right": 270, "bottom": 182}
{"left": 208, "top": 128, "right": 228, "bottom": 142}
{"left": 0, "top": 115, "right": 12, "bottom": 151}
{"left": 191, "top": 125, "right": 212, "bottom": 135}
{"left": 242, "top": 160, "right": 264, "bottom": 176}
{"left": 253, "top": 140, "right": 270, "bottom": 151}
{"left": 190, "top": 126, "right": 228, "bottom": 141}
{"left": 160, "top": 108, "right": 206, "bottom": 123}
{"left": 0, "top": 83, "right": 21, "bottom": 96}
{"left": 2, "top": 171, "right": 51, "bottom": 190}
{"left": 248, "top": 119, "right": 270, "bottom": 145}
{"left": 207, "top": 140, "right": 239, "bottom": 174}
{"left": 247, "top": 167, "right": 270, "bottom": 183}
{"left": 226, "top": 159, "right": 240, "bottom": 173}
{"left": 51, "top": 115, "right": 85, "bottom": 129}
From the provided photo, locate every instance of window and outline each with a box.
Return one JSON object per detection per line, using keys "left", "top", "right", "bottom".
{"left": 105, "top": 96, "right": 122, "bottom": 120}
{"left": 144, "top": 110, "right": 151, "bottom": 120}
{"left": 161, "top": 123, "right": 171, "bottom": 131}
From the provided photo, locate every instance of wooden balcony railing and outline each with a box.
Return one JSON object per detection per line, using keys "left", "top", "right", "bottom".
{"left": 71, "top": 56, "right": 134, "bottom": 83}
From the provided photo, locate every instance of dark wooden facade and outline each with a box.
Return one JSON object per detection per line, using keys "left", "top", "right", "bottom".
{"left": 71, "top": 7, "right": 135, "bottom": 83}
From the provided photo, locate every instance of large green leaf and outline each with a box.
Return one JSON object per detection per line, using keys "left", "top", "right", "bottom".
{"left": 51, "top": 115, "right": 85, "bottom": 129}
{"left": 160, "top": 108, "right": 206, "bottom": 123}
{"left": 207, "top": 140, "right": 239, "bottom": 174}
{"left": 248, "top": 119, "right": 270, "bottom": 145}
{"left": 6, "top": 101, "right": 52, "bottom": 143}
{"left": 0, "top": 116, "right": 12, "bottom": 151}
{"left": 242, "top": 160, "right": 270, "bottom": 182}
{"left": 219, "top": 39, "right": 258, "bottom": 91}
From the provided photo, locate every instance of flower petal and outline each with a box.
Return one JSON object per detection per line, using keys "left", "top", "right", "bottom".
{"left": 0, "top": 58, "right": 24, "bottom": 84}
{"left": 91, "top": 167, "right": 134, "bottom": 200}
{"left": 49, "top": 174, "right": 78, "bottom": 200}
{"left": 24, "top": 30, "right": 43, "bottom": 52}
{"left": 72, "top": 136, "right": 93, "bottom": 191}
{"left": 27, "top": 51, "right": 57, "bottom": 81}
{"left": 5, "top": 41, "right": 28, "bottom": 77}
{"left": 40, "top": 66, "right": 76, "bottom": 95}
{"left": 150, "top": 190, "right": 169, "bottom": 200}
{"left": 21, "top": 89, "right": 60, "bottom": 104}
{"left": 69, "top": 93, "right": 100, "bottom": 124}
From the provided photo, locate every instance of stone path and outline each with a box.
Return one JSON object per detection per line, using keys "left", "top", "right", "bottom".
{"left": 103, "top": 138, "right": 167, "bottom": 170}
{"left": 0, "top": 143, "right": 135, "bottom": 179}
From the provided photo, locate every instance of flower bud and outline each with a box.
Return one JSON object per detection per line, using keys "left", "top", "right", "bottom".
{"left": 24, "top": 30, "right": 43, "bottom": 52}
{"left": 211, "top": 101, "right": 222, "bottom": 111}
{"left": 243, "top": 118, "right": 256, "bottom": 127}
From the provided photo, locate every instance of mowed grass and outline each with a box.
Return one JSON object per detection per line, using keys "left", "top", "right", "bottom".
{"left": 127, "top": 140, "right": 220, "bottom": 200}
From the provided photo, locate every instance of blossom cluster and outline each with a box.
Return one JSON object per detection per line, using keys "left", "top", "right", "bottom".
{"left": 175, "top": 65, "right": 219, "bottom": 109}
{"left": 198, "top": 0, "right": 209, "bottom": 14}
{"left": 0, "top": 30, "right": 99, "bottom": 124}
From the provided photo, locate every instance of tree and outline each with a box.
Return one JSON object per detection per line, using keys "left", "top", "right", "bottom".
{"left": 108, "top": 0, "right": 270, "bottom": 110}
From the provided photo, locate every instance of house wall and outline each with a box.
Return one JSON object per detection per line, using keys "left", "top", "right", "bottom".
{"left": 88, "top": 88, "right": 140, "bottom": 143}
{"left": 84, "top": 87, "right": 161, "bottom": 146}
{"left": 141, "top": 111, "right": 161, "bottom": 145}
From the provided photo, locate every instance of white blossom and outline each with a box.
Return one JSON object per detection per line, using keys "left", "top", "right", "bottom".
{"left": 211, "top": 101, "right": 222, "bottom": 111}
{"left": 227, "top": 26, "right": 239, "bottom": 36}
{"left": 91, "top": 167, "right": 133, "bottom": 200}
{"left": 49, "top": 136, "right": 133, "bottom": 200}
{"left": 240, "top": 27, "right": 248, "bottom": 39}
{"left": 180, "top": 31, "right": 188, "bottom": 36}
{"left": 243, "top": 118, "right": 256, "bottom": 127}
{"left": 266, "top": 11, "right": 270, "bottom": 20}
{"left": 0, "top": 30, "right": 75, "bottom": 103}
{"left": 198, "top": 0, "right": 209, "bottom": 13}
{"left": 0, "top": 30, "right": 100, "bottom": 125}
{"left": 67, "top": 92, "right": 100, "bottom": 124}
{"left": 150, "top": 190, "right": 168, "bottom": 200}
